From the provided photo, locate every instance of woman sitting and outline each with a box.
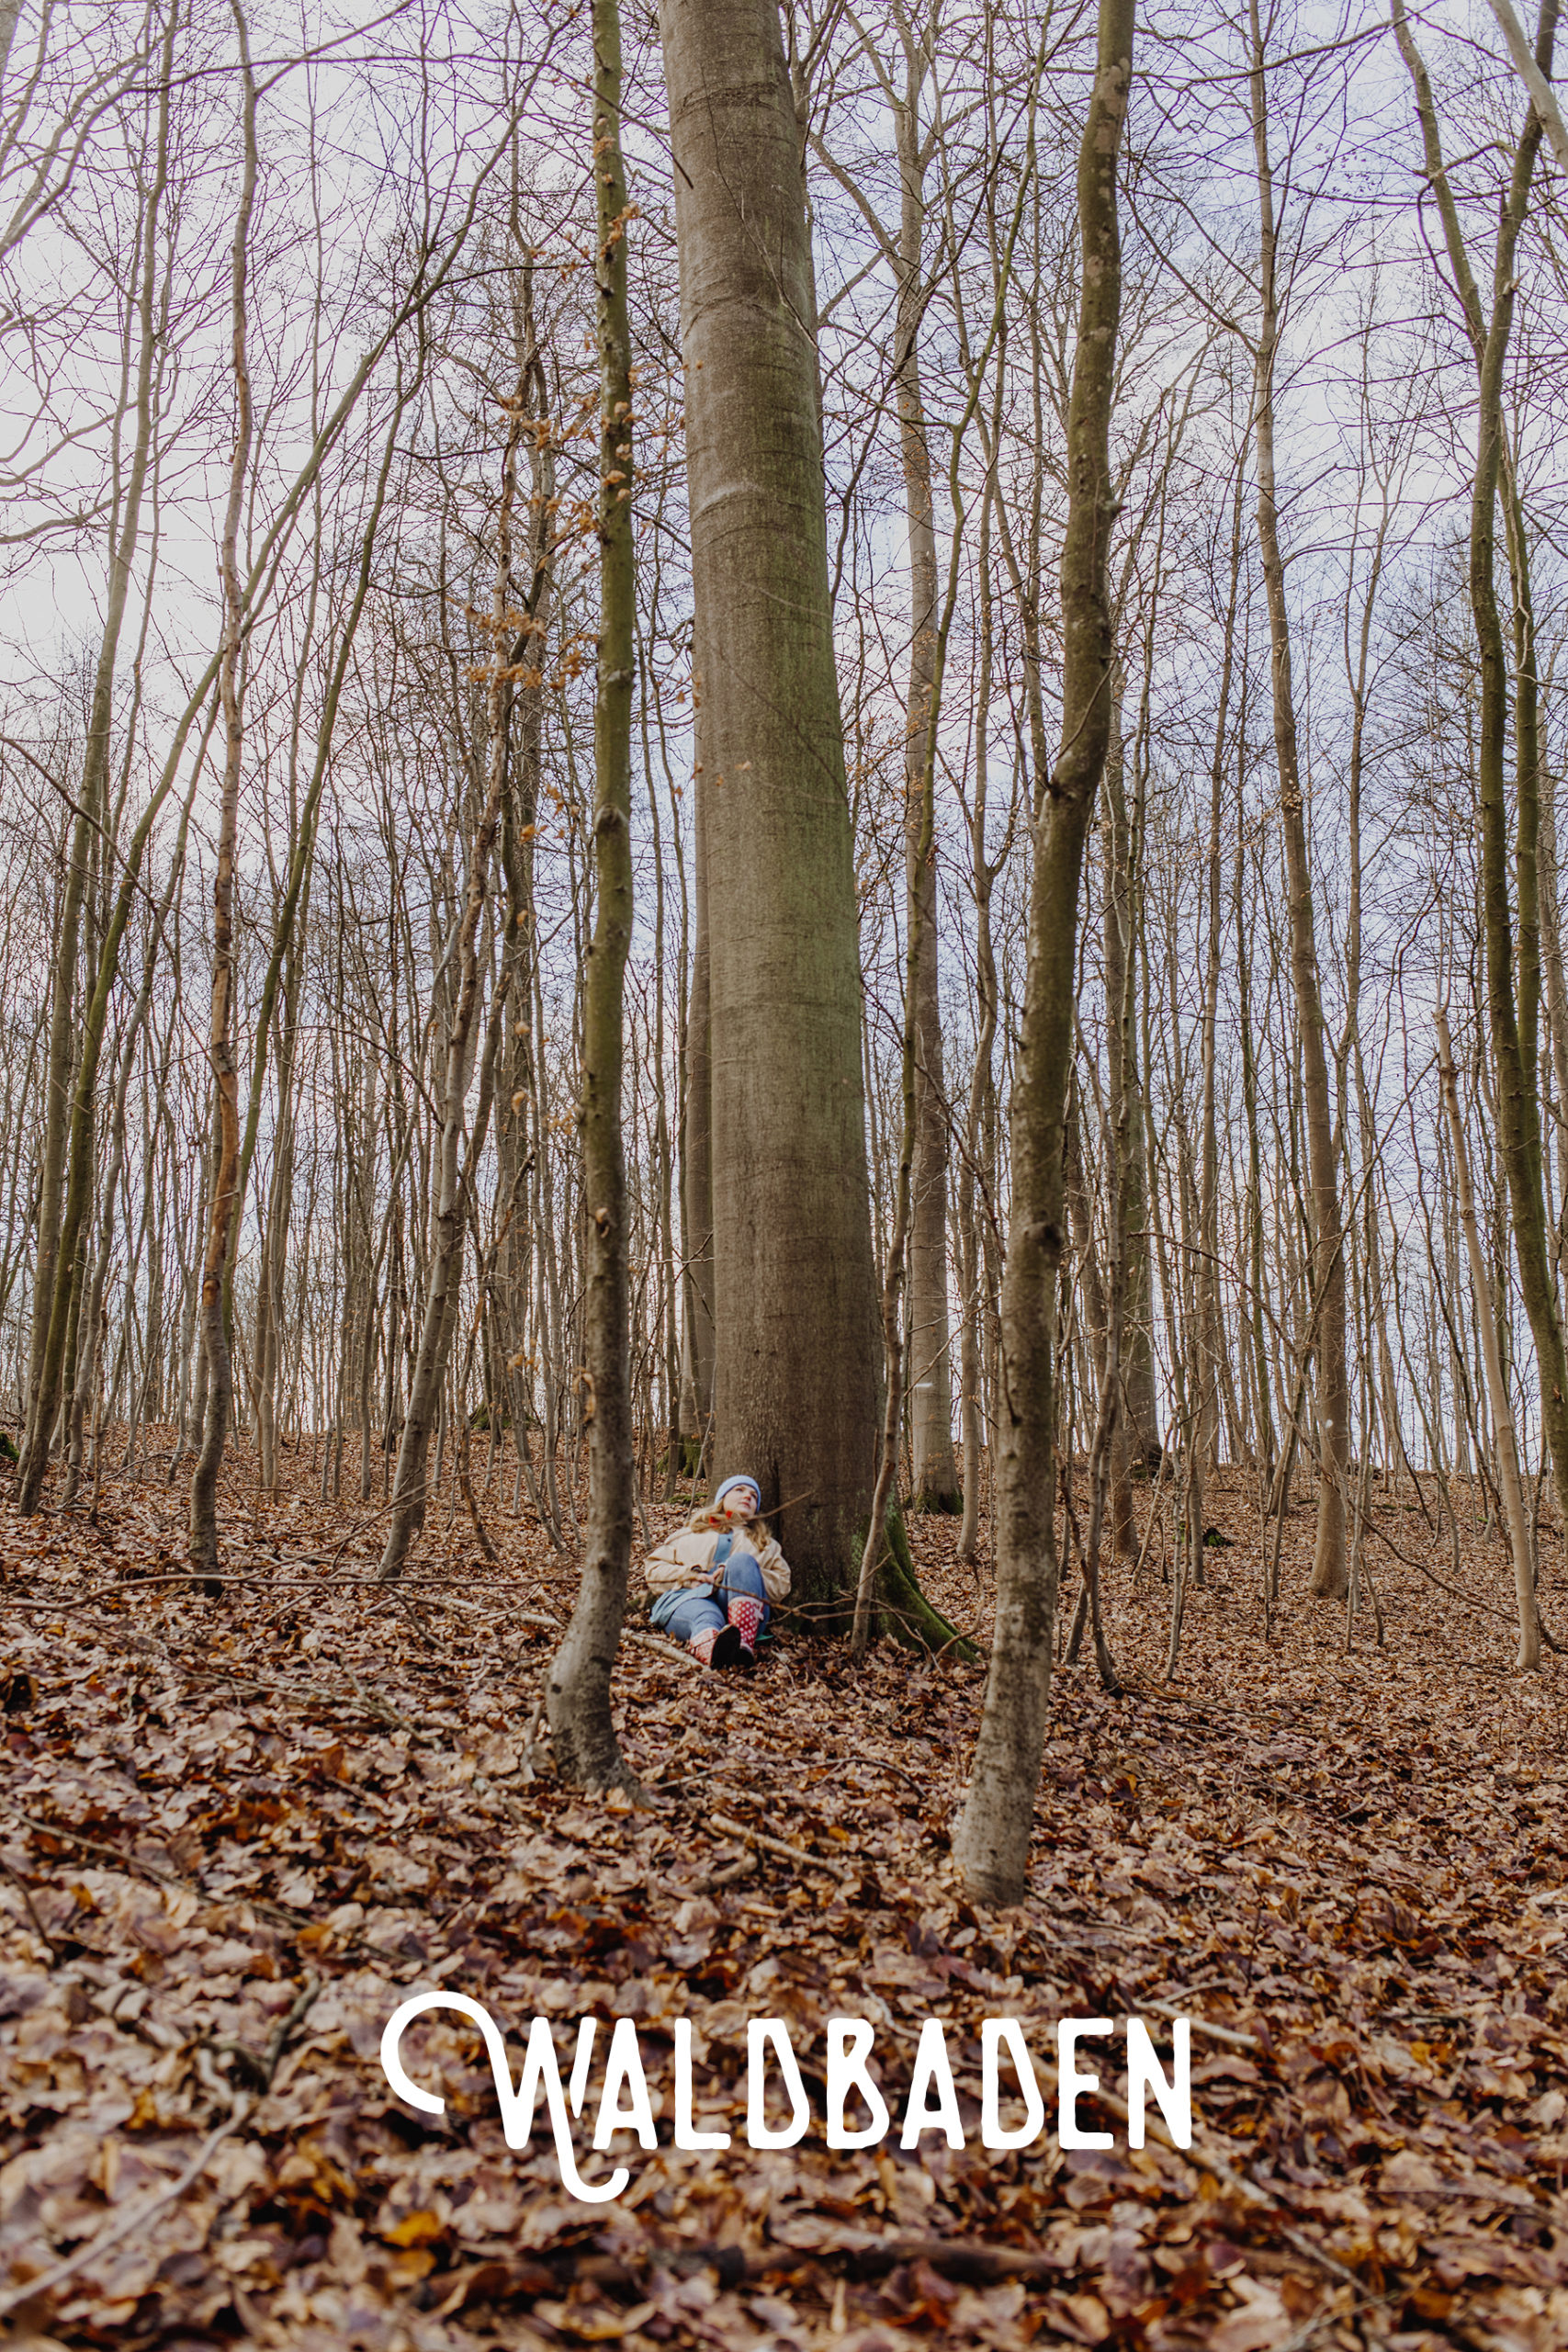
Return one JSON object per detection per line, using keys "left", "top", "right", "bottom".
{"left": 644, "top": 1475, "right": 790, "bottom": 1669}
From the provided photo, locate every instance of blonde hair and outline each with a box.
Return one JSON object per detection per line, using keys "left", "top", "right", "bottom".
{"left": 687, "top": 1497, "right": 761, "bottom": 1535}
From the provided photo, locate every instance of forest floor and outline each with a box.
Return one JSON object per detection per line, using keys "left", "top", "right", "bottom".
{"left": 0, "top": 1440, "right": 1565, "bottom": 2352}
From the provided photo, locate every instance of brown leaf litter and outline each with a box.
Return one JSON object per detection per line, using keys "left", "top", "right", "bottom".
{"left": 0, "top": 1444, "right": 1564, "bottom": 2349}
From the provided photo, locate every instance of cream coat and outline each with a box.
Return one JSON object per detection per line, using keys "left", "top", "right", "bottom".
{"left": 643, "top": 1514, "right": 792, "bottom": 1604}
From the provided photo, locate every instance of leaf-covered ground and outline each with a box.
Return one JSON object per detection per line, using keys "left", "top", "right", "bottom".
{"left": 1, "top": 1442, "right": 1565, "bottom": 2350}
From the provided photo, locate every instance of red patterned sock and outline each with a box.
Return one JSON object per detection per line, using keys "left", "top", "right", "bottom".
{"left": 691, "top": 1623, "right": 743, "bottom": 1670}
{"left": 728, "top": 1595, "right": 764, "bottom": 1653}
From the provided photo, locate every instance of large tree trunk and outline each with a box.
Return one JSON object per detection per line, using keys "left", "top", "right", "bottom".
{"left": 0, "top": 1, "right": 24, "bottom": 91}
{"left": 660, "top": 0, "right": 880, "bottom": 1607}
{"left": 547, "top": 0, "right": 637, "bottom": 1786}
{"left": 953, "top": 0, "right": 1134, "bottom": 1905}
{"left": 1539, "top": 771, "right": 1568, "bottom": 1235}
{"left": 1248, "top": 0, "right": 1348, "bottom": 1600}
{"left": 681, "top": 774, "right": 716, "bottom": 1457}
{"left": 890, "top": 41, "right": 960, "bottom": 1515}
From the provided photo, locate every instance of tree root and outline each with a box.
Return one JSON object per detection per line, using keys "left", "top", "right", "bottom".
{"left": 873, "top": 1508, "right": 977, "bottom": 1661}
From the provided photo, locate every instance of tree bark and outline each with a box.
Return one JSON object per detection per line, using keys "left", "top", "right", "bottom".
{"left": 493, "top": 243, "right": 555, "bottom": 1522}
{"left": 1100, "top": 679, "right": 1159, "bottom": 1498}
{"left": 953, "top": 0, "right": 1134, "bottom": 1905}
{"left": 1435, "top": 1008, "right": 1539, "bottom": 1668}
{"left": 955, "top": 474, "right": 1001, "bottom": 1566}
{"left": 377, "top": 409, "right": 524, "bottom": 1579}
{"left": 660, "top": 0, "right": 880, "bottom": 1608}
{"left": 1393, "top": 0, "right": 1568, "bottom": 1557}
{"left": 1198, "top": 451, "right": 1247, "bottom": 1484}
{"left": 188, "top": 3, "right": 258, "bottom": 1579}
{"left": 1539, "top": 771, "right": 1568, "bottom": 1216}
{"left": 1247, "top": 0, "right": 1348, "bottom": 1599}
{"left": 547, "top": 0, "right": 637, "bottom": 1784}
{"left": 64, "top": 817, "right": 192, "bottom": 1509}
{"left": 17, "top": 0, "right": 178, "bottom": 1510}
{"left": 889, "top": 28, "right": 960, "bottom": 1514}
{"left": 681, "top": 771, "right": 715, "bottom": 1456}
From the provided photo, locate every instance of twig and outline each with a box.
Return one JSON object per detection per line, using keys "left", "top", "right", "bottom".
{"left": 344, "top": 1669, "right": 412, "bottom": 1730}
{"left": 458, "top": 1456, "right": 502, "bottom": 1563}
{"left": 0, "top": 2098, "right": 253, "bottom": 2320}
{"left": 1072, "top": 2075, "right": 1369, "bottom": 2294}
{"left": 5, "top": 1808, "right": 297, "bottom": 1932}
{"left": 0, "top": 1968, "right": 321, "bottom": 2322}
{"left": 694, "top": 1849, "right": 757, "bottom": 1896}
{"left": 707, "top": 1809, "right": 855, "bottom": 1883}
{"left": 381, "top": 1583, "right": 440, "bottom": 1653}
{"left": 0, "top": 1571, "right": 556, "bottom": 1612}
{"left": 760, "top": 2229, "right": 1066, "bottom": 2281}
{"left": 519, "top": 1688, "right": 546, "bottom": 1781}
{"left": 0, "top": 1851, "right": 58, "bottom": 1958}
{"left": 262, "top": 1972, "right": 322, "bottom": 2084}
{"left": 176, "top": 1668, "right": 414, "bottom": 1725}
{"left": 621, "top": 1626, "right": 698, "bottom": 1666}
{"left": 418, "top": 1592, "right": 559, "bottom": 1628}
{"left": 809, "top": 1751, "right": 928, "bottom": 1795}
{"left": 6, "top": 1807, "right": 208, "bottom": 1899}
{"left": 1354, "top": 1514, "right": 1517, "bottom": 1623}
{"left": 1139, "top": 1999, "right": 1261, "bottom": 2050}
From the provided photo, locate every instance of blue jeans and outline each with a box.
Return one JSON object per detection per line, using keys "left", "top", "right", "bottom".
{"left": 650, "top": 1551, "right": 770, "bottom": 1643}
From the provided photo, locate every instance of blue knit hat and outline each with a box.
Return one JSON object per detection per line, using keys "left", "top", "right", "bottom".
{"left": 714, "top": 1474, "right": 761, "bottom": 1514}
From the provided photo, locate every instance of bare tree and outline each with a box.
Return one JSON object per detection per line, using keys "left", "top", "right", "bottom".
{"left": 187, "top": 0, "right": 258, "bottom": 1581}
{"left": 547, "top": 0, "right": 637, "bottom": 1787}
{"left": 17, "top": 0, "right": 179, "bottom": 1510}
{"left": 953, "top": 0, "right": 1135, "bottom": 1906}
{"left": 660, "top": 0, "right": 880, "bottom": 1607}
{"left": 1394, "top": 0, "right": 1568, "bottom": 1562}
{"left": 1247, "top": 0, "right": 1349, "bottom": 1600}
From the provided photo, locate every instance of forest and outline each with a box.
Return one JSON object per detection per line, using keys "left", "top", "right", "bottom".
{"left": 1, "top": 0, "right": 1566, "bottom": 2346}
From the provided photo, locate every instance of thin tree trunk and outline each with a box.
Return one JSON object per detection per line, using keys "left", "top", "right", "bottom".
{"left": 953, "top": 0, "right": 1134, "bottom": 1905}
{"left": 1393, "top": 0, "right": 1568, "bottom": 1555}
{"left": 64, "top": 820, "right": 191, "bottom": 1508}
{"left": 1100, "top": 678, "right": 1159, "bottom": 1512}
{"left": 188, "top": 6, "right": 258, "bottom": 1579}
{"left": 17, "top": 0, "right": 179, "bottom": 1510}
{"left": 376, "top": 422, "right": 525, "bottom": 1578}
{"left": 1435, "top": 1007, "right": 1539, "bottom": 1668}
{"left": 955, "top": 476, "right": 1002, "bottom": 1566}
{"left": 888, "top": 30, "right": 960, "bottom": 1514}
{"left": 1248, "top": 0, "right": 1348, "bottom": 1598}
{"left": 1198, "top": 450, "right": 1247, "bottom": 1485}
